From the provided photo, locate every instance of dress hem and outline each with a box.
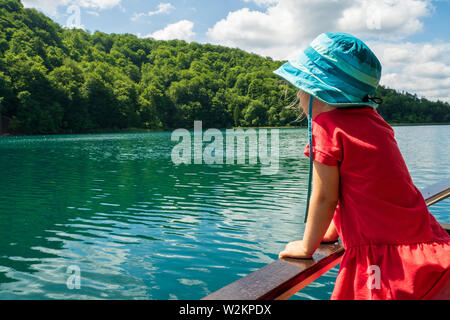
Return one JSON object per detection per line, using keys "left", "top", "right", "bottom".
{"left": 344, "top": 239, "right": 450, "bottom": 250}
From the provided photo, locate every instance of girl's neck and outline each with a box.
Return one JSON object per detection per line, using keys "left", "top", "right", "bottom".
{"left": 310, "top": 100, "right": 336, "bottom": 119}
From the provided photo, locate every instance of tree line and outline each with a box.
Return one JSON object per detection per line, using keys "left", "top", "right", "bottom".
{"left": 0, "top": 0, "right": 448, "bottom": 135}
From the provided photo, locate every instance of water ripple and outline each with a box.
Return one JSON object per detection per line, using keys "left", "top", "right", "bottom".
{"left": 0, "top": 127, "right": 448, "bottom": 299}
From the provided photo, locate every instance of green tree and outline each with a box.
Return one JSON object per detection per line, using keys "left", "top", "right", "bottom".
{"left": 242, "top": 100, "right": 267, "bottom": 126}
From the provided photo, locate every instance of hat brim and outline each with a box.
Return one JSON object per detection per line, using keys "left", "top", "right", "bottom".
{"left": 273, "top": 61, "right": 379, "bottom": 108}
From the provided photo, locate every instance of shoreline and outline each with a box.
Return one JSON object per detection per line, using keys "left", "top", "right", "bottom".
{"left": 1, "top": 122, "right": 449, "bottom": 137}
{"left": 389, "top": 122, "right": 450, "bottom": 127}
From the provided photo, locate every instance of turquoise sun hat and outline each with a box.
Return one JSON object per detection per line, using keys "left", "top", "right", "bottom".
{"left": 274, "top": 32, "right": 382, "bottom": 108}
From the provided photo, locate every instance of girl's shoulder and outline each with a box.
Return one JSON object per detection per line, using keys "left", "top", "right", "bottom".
{"left": 314, "top": 107, "right": 380, "bottom": 127}
{"left": 317, "top": 106, "right": 375, "bottom": 118}
{"left": 313, "top": 106, "right": 394, "bottom": 141}
{"left": 313, "top": 106, "right": 393, "bottom": 138}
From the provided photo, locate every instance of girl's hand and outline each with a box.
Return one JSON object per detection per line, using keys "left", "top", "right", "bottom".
{"left": 278, "top": 240, "right": 313, "bottom": 259}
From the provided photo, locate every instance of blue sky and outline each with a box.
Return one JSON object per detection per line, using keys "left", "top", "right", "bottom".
{"left": 21, "top": 0, "right": 450, "bottom": 102}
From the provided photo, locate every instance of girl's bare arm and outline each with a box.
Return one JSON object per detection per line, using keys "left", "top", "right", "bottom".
{"left": 279, "top": 161, "right": 339, "bottom": 259}
{"left": 322, "top": 219, "right": 339, "bottom": 243}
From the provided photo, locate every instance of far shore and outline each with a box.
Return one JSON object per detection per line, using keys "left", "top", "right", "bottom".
{"left": 1, "top": 122, "right": 449, "bottom": 137}
{"left": 389, "top": 122, "right": 450, "bottom": 127}
{"left": 234, "top": 123, "right": 450, "bottom": 129}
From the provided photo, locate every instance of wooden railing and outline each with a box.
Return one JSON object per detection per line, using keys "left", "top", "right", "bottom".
{"left": 203, "top": 178, "right": 450, "bottom": 300}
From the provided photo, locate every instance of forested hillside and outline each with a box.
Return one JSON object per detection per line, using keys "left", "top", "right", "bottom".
{"left": 0, "top": 0, "right": 448, "bottom": 135}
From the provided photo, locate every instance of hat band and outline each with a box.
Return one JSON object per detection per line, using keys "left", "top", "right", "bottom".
{"left": 304, "top": 95, "right": 314, "bottom": 224}
{"left": 291, "top": 47, "right": 377, "bottom": 101}
{"left": 287, "top": 60, "right": 363, "bottom": 104}
{"left": 303, "top": 46, "right": 376, "bottom": 96}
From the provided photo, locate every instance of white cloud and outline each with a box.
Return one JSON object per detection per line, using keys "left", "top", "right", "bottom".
{"left": 22, "top": 0, "right": 71, "bottom": 17}
{"left": 368, "top": 41, "right": 450, "bottom": 102}
{"left": 208, "top": 0, "right": 353, "bottom": 59}
{"left": 131, "top": 12, "right": 147, "bottom": 21}
{"left": 75, "top": 0, "right": 121, "bottom": 10}
{"left": 86, "top": 10, "right": 100, "bottom": 16}
{"left": 208, "top": 0, "right": 433, "bottom": 60}
{"left": 243, "top": 0, "right": 278, "bottom": 6}
{"left": 148, "top": 3, "right": 175, "bottom": 16}
{"left": 22, "top": 0, "right": 121, "bottom": 17}
{"left": 132, "top": 2, "right": 175, "bottom": 21}
{"left": 145, "top": 20, "right": 195, "bottom": 42}
{"left": 337, "top": 0, "right": 431, "bottom": 38}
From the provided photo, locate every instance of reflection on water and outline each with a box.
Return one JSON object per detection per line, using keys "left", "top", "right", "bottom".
{"left": 0, "top": 125, "right": 448, "bottom": 299}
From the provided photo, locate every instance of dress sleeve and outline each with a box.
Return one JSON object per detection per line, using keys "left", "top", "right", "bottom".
{"left": 303, "top": 121, "right": 342, "bottom": 166}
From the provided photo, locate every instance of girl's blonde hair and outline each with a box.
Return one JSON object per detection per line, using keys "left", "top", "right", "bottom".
{"left": 284, "top": 89, "right": 306, "bottom": 123}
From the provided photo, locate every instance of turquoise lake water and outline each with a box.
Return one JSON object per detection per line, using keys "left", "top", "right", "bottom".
{"left": 0, "top": 125, "right": 448, "bottom": 300}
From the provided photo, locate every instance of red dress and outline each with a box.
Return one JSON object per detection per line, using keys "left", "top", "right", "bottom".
{"left": 304, "top": 107, "right": 450, "bottom": 300}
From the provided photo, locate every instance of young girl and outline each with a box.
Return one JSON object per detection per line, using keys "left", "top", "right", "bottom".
{"left": 275, "top": 33, "right": 450, "bottom": 300}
